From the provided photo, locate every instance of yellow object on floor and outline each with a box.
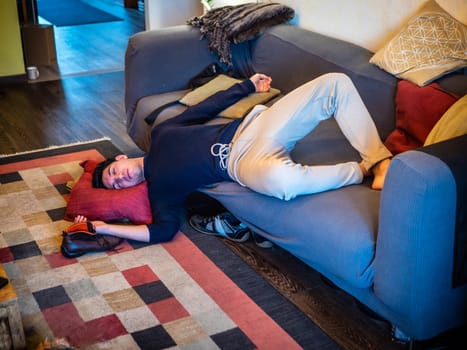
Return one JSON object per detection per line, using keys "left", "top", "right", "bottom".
{"left": 0, "top": 264, "right": 26, "bottom": 350}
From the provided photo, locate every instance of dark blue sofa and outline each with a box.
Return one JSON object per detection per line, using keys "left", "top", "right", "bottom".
{"left": 124, "top": 24, "right": 467, "bottom": 342}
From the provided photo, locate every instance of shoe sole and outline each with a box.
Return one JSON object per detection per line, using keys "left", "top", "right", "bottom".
{"left": 188, "top": 217, "right": 251, "bottom": 243}
{"left": 254, "top": 239, "right": 274, "bottom": 249}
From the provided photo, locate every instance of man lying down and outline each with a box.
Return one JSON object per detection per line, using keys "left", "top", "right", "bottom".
{"left": 61, "top": 73, "right": 391, "bottom": 258}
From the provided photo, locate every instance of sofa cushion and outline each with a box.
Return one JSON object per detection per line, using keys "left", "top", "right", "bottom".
{"left": 384, "top": 80, "right": 459, "bottom": 155}
{"left": 437, "top": 71, "right": 467, "bottom": 97}
{"left": 202, "top": 181, "right": 381, "bottom": 288}
{"left": 290, "top": 118, "right": 361, "bottom": 167}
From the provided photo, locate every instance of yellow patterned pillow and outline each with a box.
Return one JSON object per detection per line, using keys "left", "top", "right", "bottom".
{"left": 370, "top": 0, "right": 467, "bottom": 86}
{"left": 424, "top": 94, "right": 467, "bottom": 145}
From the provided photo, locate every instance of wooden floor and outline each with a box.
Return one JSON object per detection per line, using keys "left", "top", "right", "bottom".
{"left": 0, "top": 0, "right": 144, "bottom": 157}
{"left": 0, "top": 71, "right": 142, "bottom": 157}
{"left": 0, "top": 2, "right": 463, "bottom": 349}
{"left": 225, "top": 240, "right": 465, "bottom": 350}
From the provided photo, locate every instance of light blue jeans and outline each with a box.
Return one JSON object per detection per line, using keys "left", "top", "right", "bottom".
{"left": 226, "top": 73, "right": 392, "bottom": 200}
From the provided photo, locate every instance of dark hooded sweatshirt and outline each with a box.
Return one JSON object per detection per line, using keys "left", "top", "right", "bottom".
{"left": 143, "top": 80, "right": 255, "bottom": 243}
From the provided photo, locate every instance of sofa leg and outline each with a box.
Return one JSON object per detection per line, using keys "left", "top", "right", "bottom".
{"left": 391, "top": 325, "right": 413, "bottom": 346}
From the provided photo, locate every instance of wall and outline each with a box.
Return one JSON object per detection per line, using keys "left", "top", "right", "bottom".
{"left": 145, "top": 0, "right": 260, "bottom": 29}
{"left": 208, "top": 0, "right": 256, "bottom": 7}
{"left": 277, "top": 0, "right": 467, "bottom": 51}
{"left": 146, "top": 0, "right": 466, "bottom": 52}
{"left": 145, "top": 0, "right": 203, "bottom": 29}
{"left": 0, "top": 0, "right": 25, "bottom": 77}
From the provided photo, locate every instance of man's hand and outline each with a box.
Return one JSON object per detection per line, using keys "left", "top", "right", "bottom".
{"left": 250, "top": 73, "right": 272, "bottom": 92}
{"left": 73, "top": 215, "right": 104, "bottom": 232}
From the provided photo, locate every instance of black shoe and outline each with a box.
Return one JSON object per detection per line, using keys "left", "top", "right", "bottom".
{"left": 189, "top": 212, "right": 250, "bottom": 242}
{"left": 252, "top": 232, "right": 273, "bottom": 248}
{"left": 61, "top": 231, "right": 124, "bottom": 258}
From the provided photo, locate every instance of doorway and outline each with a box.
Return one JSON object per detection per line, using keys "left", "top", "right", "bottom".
{"left": 19, "top": 0, "right": 145, "bottom": 82}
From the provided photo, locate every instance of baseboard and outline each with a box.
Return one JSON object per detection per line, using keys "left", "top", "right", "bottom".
{"left": 0, "top": 74, "right": 28, "bottom": 87}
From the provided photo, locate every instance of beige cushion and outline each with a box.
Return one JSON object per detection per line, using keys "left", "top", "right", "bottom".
{"left": 370, "top": 0, "right": 467, "bottom": 86}
{"left": 180, "top": 74, "right": 280, "bottom": 119}
{"left": 180, "top": 75, "right": 241, "bottom": 105}
{"left": 424, "top": 94, "right": 467, "bottom": 145}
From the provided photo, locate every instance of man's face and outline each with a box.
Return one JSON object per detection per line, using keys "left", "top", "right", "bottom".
{"left": 102, "top": 158, "right": 143, "bottom": 189}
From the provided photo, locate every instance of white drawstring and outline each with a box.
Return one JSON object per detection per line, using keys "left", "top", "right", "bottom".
{"left": 211, "top": 143, "right": 231, "bottom": 170}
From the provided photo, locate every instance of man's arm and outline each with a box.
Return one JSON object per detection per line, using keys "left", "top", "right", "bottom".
{"left": 170, "top": 80, "right": 255, "bottom": 125}
{"left": 188, "top": 73, "right": 272, "bottom": 119}
{"left": 93, "top": 222, "right": 151, "bottom": 242}
{"left": 196, "top": 73, "right": 271, "bottom": 113}
{"left": 165, "top": 73, "right": 271, "bottom": 126}
{"left": 89, "top": 202, "right": 182, "bottom": 244}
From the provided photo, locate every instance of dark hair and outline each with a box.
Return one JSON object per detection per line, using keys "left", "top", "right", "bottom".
{"left": 92, "top": 158, "right": 117, "bottom": 188}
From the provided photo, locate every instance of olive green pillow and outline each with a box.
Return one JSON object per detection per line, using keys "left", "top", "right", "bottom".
{"left": 424, "top": 95, "right": 467, "bottom": 146}
{"left": 180, "top": 74, "right": 280, "bottom": 119}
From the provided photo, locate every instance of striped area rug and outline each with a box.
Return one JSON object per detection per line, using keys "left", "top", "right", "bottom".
{"left": 0, "top": 139, "right": 338, "bottom": 349}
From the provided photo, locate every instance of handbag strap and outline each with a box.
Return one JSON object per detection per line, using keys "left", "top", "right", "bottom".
{"left": 145, "top": 63, "right": 233, "bottom": 125}
{"left": 144, "top": 100, "right": 182, "bottom": 125}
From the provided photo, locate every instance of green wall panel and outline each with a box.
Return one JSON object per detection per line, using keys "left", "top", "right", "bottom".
{"left": 0, "top": 0, "right": 26, "bottom": 77}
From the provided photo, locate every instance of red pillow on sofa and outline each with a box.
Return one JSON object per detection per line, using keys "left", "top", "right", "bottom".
{"left": 64, "top": 160, "right": 152, "bottom": 224}
{"left": 384, "top": 80, "right": 459, "bottom": 155}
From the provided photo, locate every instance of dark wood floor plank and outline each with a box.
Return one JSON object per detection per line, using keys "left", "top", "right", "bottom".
{"left": 0, "top": 72, "right": 142, "bottom": 156}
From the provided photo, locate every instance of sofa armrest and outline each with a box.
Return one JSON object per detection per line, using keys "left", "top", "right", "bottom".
{"left": 374, "top": 135, "right": 467, "bottom": 339}
{"left": 124, "top": 25, "right": 219, "bottom": 120}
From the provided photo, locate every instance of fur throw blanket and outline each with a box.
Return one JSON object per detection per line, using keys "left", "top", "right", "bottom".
{"left": 187, "top": 2, "right": 295, "bottom": 66}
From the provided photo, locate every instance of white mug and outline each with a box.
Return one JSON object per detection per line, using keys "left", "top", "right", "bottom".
{"left": 27, "top": 66, "right": 40, "bottom": 80}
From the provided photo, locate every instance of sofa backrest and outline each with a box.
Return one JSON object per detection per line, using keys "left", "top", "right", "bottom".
{"left": 242, "top": 24, "right": 399, "bottom": 139}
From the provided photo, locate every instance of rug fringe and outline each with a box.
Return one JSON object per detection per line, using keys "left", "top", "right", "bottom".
{"left": 0, "top": 137, "right": 111, "bottom": 158}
